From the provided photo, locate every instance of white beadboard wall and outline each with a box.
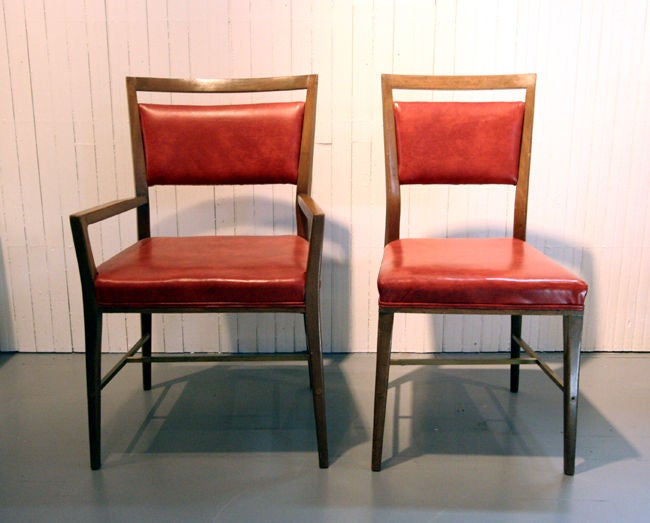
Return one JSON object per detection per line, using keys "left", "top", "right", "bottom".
{"left": 1, "top": 0, "right": 648, "bottom": 353}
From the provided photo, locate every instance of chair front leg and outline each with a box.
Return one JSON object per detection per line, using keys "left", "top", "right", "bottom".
{"left": 510, "top": 315, "right": 522, "bottom": 392}
{"left": 84, "top": 307, "right": 103, "bottom": 470}
{"left": 141, "top": 313, "right": 152, "bottom": 390}
{"left": 372, "top": 311, "right": 394, "bottom": 471}
{"left": 304, "top": 305, "right": 329, "bottom": 468}
{"left": 563, "top": 313, "right": 583, "bottom": 475}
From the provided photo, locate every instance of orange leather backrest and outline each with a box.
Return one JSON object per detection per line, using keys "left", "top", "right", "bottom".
{"left": 138, "top": 101, "right": 305, "bottom": 186}
{"left": 393, "top": 101, "right": 525, "bottom": 185}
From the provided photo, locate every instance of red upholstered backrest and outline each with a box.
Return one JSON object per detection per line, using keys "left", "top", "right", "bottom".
{"left": 138, "top": 101, "right": 305, "bottom": 185}
{"left": 393, "top": 101, "right": 525, "bottom": 185}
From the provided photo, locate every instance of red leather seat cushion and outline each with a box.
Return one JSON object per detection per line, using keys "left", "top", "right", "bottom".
{"left": 378, "top": 238, "right": 587, "bottom": 311}
{"left": 95, "top": 236, "right": 309, "bottom": 309}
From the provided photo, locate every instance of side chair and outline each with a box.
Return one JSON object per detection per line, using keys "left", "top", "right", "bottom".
{"left": 372, "top": 73, "right": 588, "bottom": 475}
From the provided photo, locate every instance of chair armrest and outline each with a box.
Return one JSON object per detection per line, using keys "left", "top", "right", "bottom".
{"left": 69, "top": 196, "right": 148, "bottom": 299}
{"left": 297, "top": 193, "right": 324, "bottom": 240}
{"left": 70, "top": 196, "right": 148, "bottom": 226}
{"left": 297, "top": 194, "right": 325, "bottom": 300}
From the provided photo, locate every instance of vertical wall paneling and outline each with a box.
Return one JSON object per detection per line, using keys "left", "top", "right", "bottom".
{"left": 350, "top": 0, "right": 373, "bottom": 353}
{"left": 1, "top": 0, "right": 649, "bottom": 353}
{"left": 629, "top": 1, "right": 650, "bottom": 347}
{"left": 310, "top": 1, "right": 334, "bottom": 352}
{"left": 0, "top": 0, "right": 26, "bottom": 349}
{"left": 3, "top": 0, "right": 41, "bottom": 351}
{"left": 329, "top": 0, "right": 354, "bottom": 351}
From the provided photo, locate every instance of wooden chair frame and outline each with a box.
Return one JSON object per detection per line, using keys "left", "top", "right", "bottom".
{"left": 372, "top": 73, "right": 585, "bottom": 475}
{"left": 70, "top": 74, "right": 328, "bottom": 470}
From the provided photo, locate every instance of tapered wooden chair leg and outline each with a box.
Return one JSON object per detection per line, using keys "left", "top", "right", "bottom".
{"left": 510, "top": 315, "right": 522, "bottom": 393}
{"left": 305, "top": 308, "right": 328, "bottom": 468}
{"left": 306, "top": 327, "right": 314, "bottom": 391}
{"left": 141, "top": 313, "right": 152, "bottom": 391}
{"left": 372, "top": 312, "right": 394, "bottom": 471}
{"left": 563, "top": 314, "right": 583, "bottom": 475}
{"left": 85, "top": 310, "right": 103, "bottom": 470}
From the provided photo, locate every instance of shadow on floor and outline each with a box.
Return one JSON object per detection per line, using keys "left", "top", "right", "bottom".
{"left": 379, "top": 364, "right": 639, "bottom": 474}
{"left": 105, "top": 357, "right": 366, "bottom": 465}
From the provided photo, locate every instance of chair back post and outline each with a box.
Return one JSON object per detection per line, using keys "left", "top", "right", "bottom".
{"left": 295, "top": 74, "right": 318, "bottom": 197}
{"left": 295, "top": 74, "right": 318, "bottom": 239}
{"left": 513, "top": 75, "right": 536, "bottom": 241}
{"left": 126, "top": 76, "right": 151, "bottom": 240}
{"left": 381, "top": 74, "right": 402, "bottom": 245}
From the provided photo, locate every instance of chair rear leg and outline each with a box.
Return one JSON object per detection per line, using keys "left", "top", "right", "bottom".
{"left": 510, "top": 315, "right": 522, "bottom": 392}
{"left": 84, "top": 308, "right": 103, "bottom": 470}
{"left": 141, "top": 313, "right": 152, "bottom": 390}
{"left": 304, "top": 307, "right": 329, "bottom": 468}
{"left": 372, "top": 312, "right": 394, "bottom": 471}
{"left": 563, "top": 314, "right": 583, "bottom": 475}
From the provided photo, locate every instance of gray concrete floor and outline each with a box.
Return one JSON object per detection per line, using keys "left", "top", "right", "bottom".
{"left": 0, "top": 351, "right": 649, "bottom": 522}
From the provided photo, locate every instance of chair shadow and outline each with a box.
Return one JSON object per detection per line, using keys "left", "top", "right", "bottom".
{"left": 111, "top": 356, "right": 366, "bottom": 463}
{"left": 0, "top": 351, "right": 15, "bottom": 370}
{"left": 379, "top": 364, "right": 638, "bottom": 474}
{"left": 0, "top": 239, "right": 16, "bottom": 351}
{"left": 526, "top": 229, "right": 597, "bottom": 351}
